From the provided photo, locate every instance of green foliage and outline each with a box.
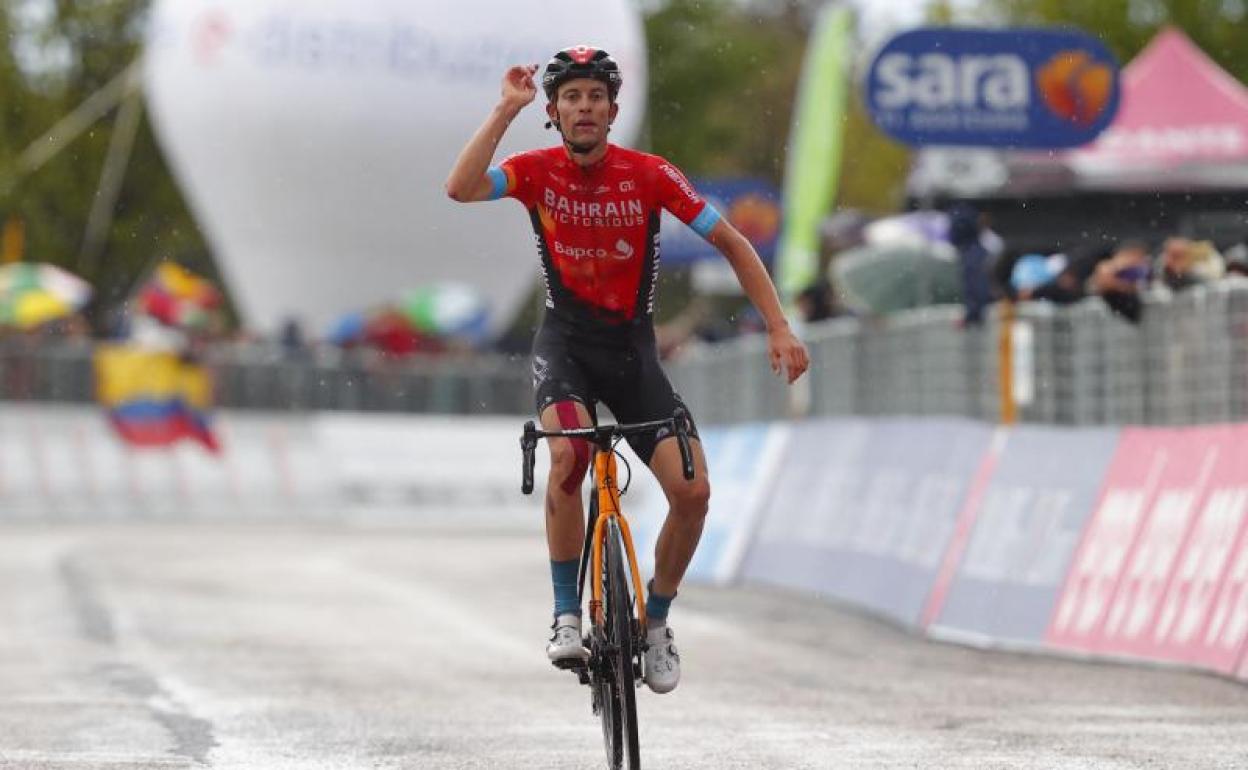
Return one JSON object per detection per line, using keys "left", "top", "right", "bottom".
{"left": 838, "top": 90, "right": 912, "bottom": 214}
{"left": 1, "top": 0, "right": 214, "bottom": 326}
{"left": 644, "top": 0, "right": 911, "bottom": 214}
{"left": 644, "top": 0, "right": 807, "bottom": 181}
{"left": 975, "top": 0, "right": 1248, "bottom": 82}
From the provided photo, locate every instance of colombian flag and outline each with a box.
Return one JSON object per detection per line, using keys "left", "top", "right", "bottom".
{"left": 94, "top": 345, "right": 220, "bottom": 453}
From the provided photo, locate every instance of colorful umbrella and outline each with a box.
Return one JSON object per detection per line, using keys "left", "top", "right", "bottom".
{"left": 398, "top": 283, "right": 490, "bottom": 345}
{"left": 137, "top": 262, "right": 222, "bottom": 329}
{"left": 326, "top": 310, "right": 368, "bottom": 346}
{"left": 0, "top": 262, "right": 92, "bottom": 329}
{"left": 363, "top": 308, "right": 443, "bottom": 356}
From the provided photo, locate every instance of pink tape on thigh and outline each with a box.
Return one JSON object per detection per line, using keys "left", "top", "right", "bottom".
{"left": 554, "top": 400, "right": 590, "bottom": 495}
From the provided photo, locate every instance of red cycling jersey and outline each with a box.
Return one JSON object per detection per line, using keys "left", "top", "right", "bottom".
{"left": 489, "top": 143, "right": 720, "bottom": 332}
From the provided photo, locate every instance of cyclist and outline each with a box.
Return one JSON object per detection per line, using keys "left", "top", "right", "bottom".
{"left": 445, "top": 46, "right": 808, "bottom": 694}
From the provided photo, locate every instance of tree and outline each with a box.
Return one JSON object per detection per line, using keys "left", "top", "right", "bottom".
{"left": 644, "top": 0, "right": 808, "bottom": 182}
{"left": 644, "top": 0, "right": 911, "bottom": 213}
{"left": 972, "top": 0, "right": 1248, "bottom": 81}
{"left": 1, "top": 0, "right": 215, "bottom": 329}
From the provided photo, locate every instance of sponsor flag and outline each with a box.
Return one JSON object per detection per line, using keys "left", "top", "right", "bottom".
{"left": 94, "top": 344, "right": 220, "bottom": 452}
{"left": 775, "top": 5, "right": 853, "bottom": 300}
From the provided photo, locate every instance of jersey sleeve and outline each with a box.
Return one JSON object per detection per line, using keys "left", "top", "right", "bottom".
{"left": 652, "top": 158, "right": 721, "bottom": 240}
{"left": 488, "top": 151, "right": 540, "bottom": 205}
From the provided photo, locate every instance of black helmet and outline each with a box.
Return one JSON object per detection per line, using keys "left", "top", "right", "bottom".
{"left": 542, "top": 46, "right": 622, "bottom": 101}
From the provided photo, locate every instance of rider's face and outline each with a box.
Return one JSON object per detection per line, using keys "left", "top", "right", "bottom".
{"left": 548, "top": 79, "right": 617, "bottom": 149}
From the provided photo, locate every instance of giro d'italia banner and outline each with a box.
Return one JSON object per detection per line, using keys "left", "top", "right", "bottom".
{"left": 865, "top": 27, "right": 1121, "bottom": 148}
{"left": 661, "top": 177, "right": 782, "bottom": 266}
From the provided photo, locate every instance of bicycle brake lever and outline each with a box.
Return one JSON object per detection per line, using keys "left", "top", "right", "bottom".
{"left": 521, "top": 421, "right": 537, "bottom": 494}
{"left": 672, "top": 408, "right": 694, "bottom": 481}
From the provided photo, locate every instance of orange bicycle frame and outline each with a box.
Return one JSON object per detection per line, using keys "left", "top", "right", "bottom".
{"left": 587, "top": 447, "right": 649, "bottom": 632}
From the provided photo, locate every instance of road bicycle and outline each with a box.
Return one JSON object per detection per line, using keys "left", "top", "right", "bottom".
{"left": 521, "top": 409, "right": 695, "bottom": 770}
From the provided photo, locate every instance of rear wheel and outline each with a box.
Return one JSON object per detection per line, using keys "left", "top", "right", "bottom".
{"left": 600, "top": 520, "right": 640, "bottom": 769}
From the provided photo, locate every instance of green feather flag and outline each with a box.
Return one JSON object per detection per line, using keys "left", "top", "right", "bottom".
{"left": 775, "top": 5, "right": 854, "bottom": 302}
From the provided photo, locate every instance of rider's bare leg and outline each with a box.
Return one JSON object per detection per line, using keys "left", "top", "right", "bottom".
{"left": 540, "top": 400, "right": 595, "bottom": 662}
{"left": 540, "top": 400, "right": 593, "bottom": 562}
{"left": 648, "top": 436, "right": 711, "bottom": 601}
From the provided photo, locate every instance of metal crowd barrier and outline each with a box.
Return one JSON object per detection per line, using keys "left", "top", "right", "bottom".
{"left": 2, "top": 280, "right": 1246, "bottom": 426}
{"left": 0, "top": 340, "right": 533, "bottom": 417}
{"left": 667, "top": 279, "right": 1248, "bottom": 427}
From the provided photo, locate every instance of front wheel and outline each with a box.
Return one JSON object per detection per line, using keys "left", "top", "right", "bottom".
{"left": 596, "top": 519, "right": 641, "bottom": 769}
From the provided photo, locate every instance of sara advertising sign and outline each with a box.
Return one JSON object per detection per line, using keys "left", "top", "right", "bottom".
{"left": 866, "top": 27, "right": 1120, "bottom": 148}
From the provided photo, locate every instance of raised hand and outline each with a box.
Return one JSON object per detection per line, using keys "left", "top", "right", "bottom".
{"left": 502, "top": 65, "right": 539, "bottom": 110}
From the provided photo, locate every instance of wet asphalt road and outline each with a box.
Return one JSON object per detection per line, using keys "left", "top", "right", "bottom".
{"left": 1, "top": 520, "right": 1247, "bottom": 769}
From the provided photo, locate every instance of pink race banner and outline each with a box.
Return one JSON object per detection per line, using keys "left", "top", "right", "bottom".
{"left": 1047, "top": 428, "right": 1169, "bottom": 650}
{"left": 1091, "top": 426, "right": 1239, "bottom": 660}
{"left": 1148, "top": 425, "right": 1248, "bottom": 673}
{"left": 1047, "top": 424, "right": 1248, "bottom": 677}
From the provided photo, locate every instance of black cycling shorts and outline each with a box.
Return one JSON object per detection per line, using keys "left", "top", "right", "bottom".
{"left": 530, "top": 318, "right": 698, "bottom": 466}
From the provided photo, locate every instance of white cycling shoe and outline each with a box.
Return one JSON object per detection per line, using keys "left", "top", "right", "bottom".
{"left": 546, "top": 613, "right": 590, "bottom": 664}
{"left": 643, "top": 623, "right": 680, "bottom": 694}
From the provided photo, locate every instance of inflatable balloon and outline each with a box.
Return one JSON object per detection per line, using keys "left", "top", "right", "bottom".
{"left": 143, "top": 0, "right": 646, "bottom": 335}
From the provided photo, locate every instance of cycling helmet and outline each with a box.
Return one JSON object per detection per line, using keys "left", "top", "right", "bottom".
{"left": 542, "top": 46, "right": 622, "bottom": 101}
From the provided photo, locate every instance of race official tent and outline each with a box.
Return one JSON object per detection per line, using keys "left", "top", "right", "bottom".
{"left": 907, "top": 27, "right": 1248, "bottom": 252}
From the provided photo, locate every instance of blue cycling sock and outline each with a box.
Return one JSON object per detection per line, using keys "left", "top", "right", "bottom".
{"left": 551, "top": 559, "right": 581, "bottom": 617}
{"left": 647, "top": 583, "right": 675, "bottom": 625}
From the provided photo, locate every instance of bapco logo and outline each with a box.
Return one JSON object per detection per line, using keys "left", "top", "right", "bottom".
{"left": 1036, "top": 50, "right": 1114, "bottom": 126}
{"left": 552, "top": 239, "right": 635, "bottom": 261}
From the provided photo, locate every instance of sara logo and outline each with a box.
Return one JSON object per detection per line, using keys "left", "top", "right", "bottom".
{"left": 866, "top": 27, "right": 1120, "bottom": 148}
{"left": 1035, "top": 50, "right": 1114, "bottom": 126}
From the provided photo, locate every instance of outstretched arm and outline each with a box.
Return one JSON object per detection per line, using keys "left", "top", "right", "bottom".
{"left": 706, "top": 219, "right": 810, "bottom": 383}
{"left": 445, "top": 65, "right": 538, "bottom": 202}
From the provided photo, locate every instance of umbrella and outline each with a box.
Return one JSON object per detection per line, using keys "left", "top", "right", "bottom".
{"left": 363, "top": 308, "right": 443, "bottom": 357}
{"left": 0, "top": 262, "right": 92, "bottom": 329}
{"left": 862, "top": 211, "right": 957, "bottom": 260}
{"left": 398, "top": 283, "right": 490, "bottom": 345}
{"left": 1011, "top": 253, "right": 1068, "bottom": 292}
{"left": 831, "top": 244, "right": 962, "bottom": 316}
{"left": 137, "top": 262, "right": 222, "bottom": 329}
{"left": 326, "top": 310, "right": 368, "bottom": 346}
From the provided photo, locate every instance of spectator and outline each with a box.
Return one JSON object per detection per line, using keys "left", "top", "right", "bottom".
{"left": 279, "top": 316, "right": 309, "bottom": 360}
{"left": 948, "top": 203, "right": 993, "bottom": 326}
{"left": 796, "top": 278, "right": 839, "bottom": 324}
{"left": 1088, "top": 239, "right": 1151, "bottom": 323}
{"left": 1225, "top": 243, "right": 1248, "bottom": 278}
{"left": 1155, "top": 237, "right": 1225, "bottom": 291}
{"left": 655, "top": 296, "right": 711, "bottom": 359}
{"left": 1010, "top": 252, "right": 1077, "bottom": 304}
